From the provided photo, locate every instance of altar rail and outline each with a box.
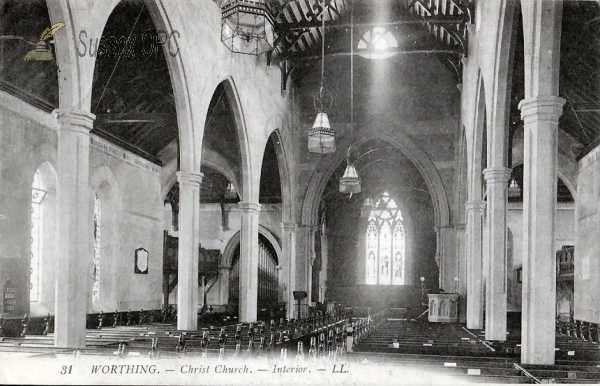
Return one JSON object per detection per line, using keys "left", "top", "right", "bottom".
{"left": 557, "top": 316, "right": 600, "bottom": 344}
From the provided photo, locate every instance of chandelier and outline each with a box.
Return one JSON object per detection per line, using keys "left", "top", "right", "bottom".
{"left": 221, "top": 0, "right": 275, "bottom": 55}
{"left": 308, "top": 2, "right": 336, "bottom": 154}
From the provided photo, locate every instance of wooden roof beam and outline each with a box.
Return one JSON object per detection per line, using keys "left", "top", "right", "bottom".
{"left": 276, "top": 14, "right": 466, "bottom": 31}
{"left": 286, "top": 46, "right": 462, "bottom": 61}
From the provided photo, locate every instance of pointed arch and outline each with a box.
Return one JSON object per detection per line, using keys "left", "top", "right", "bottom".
{"left": 485, "top": 0, "right": 516, "bottom": 168}
{"left": 271, "top": 129, "right": 294, "bottom": 223}
{"left": 90, "top": 166, "right": 124, "bottom": 213}
{"left": 161, "top": 150, "right": 242, "bottom": 202}
{"left": 221, "top": 225, "right": 282, "bottom": 268}
{"left": 557, "top": 168, "right": 576, "bottom": 201}
{"left": 46, "top": 0, "right": 94, "bottom": 110}
{"left": 217, "top": 77, "right": 253, "bottom": 202}
{"left": 301, "top": 124, "right": 450, "bottom": 229}
{"left": 468, "top": 71, "right": 487, "bottom": 202}
{"left": 144, "top": 0, "right": 200, "bottom": 172}
{"left": 77, "top": 0, "right": 200, "bottom": 172}
{"left": 455, "top": 124, "right": 469, "bottom": 224}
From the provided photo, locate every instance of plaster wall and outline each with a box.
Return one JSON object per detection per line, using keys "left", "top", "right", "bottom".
{"left": 507, "top": 202, "right": 575, "bottom": 312}
{"left": 575, "top": 148, "right": 600, "bottom": 323}
{"left": 0, "top": 97, "right": 164, "bottom": 317}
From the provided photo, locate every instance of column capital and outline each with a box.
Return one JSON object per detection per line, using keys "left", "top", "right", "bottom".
{"left": 238, "top": 202, "right": 261, "bottom": 213}
{"left": 483, "top": 167, "right": 511, "bottom": 184}
{"left": 466, "top": 200, "right": 487, "bottom": 212}
{"left": 519, "top": 96, "right": 566, "bottom": 124}
{"left": 299, "top": 224, "right": 319, "bottom": 233}
{"left": 177, "top": 171, "right": 203, "bottom": 187}
{"left": 53, "top": 109, "right": 95, "bottom": 133}
{"left": 434, "top": 225, "right": 455, "bottom": 239}
{"left": 281, "top": 222, "right": 297, "bottom": 232}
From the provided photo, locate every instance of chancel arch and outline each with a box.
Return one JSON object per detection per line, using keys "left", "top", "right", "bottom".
{"left": 302, "top": 126, "right": 450, "bottom": 230}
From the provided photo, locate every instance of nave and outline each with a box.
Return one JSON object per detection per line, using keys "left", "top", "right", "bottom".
{"left": 3, "top": 307, "right": 600, "bottom": 384}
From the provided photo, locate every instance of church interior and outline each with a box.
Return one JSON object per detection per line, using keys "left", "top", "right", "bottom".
{"left": 0, "top": 0, "right": 600, "bottom": 384}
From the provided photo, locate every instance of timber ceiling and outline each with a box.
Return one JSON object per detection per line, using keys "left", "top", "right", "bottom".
{"left": 270, "top": 0, "right": 472, "bottom": 86}
{"left": 509, "top": 1, "right": 600, "bottom": 161}
{"left": 559, "top": 1, "right": 600, "bottom": 158}
{"left": 0, "top": 0, "right": 58, "bottom": 110}
{"left": 91, "top": 0, "right": 176, "bottom": 164}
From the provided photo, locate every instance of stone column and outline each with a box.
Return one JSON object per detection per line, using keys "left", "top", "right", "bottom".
{"left": 306, "top": 226, "right": 318, "bottom": 305}
{"left": 176, "top": 171, "right": 202, "bottom": 331}
{"left": 281, "top": 222, "right": 297, "bottom": 318}
{"left": 435, "top": 226, "right": 455, "bottom": 291}
{"left": 455, "top": 223, "right": 467, "bottom": 323}
{"left": 276, "top": 265, "right": 282, "bottom": 302}
{"left": 217, "top": 266, "right": 230, "bottom": 306}
{"left": 294, "top": 225, "right": 313, "bottom": 318}
{"left": 520, "top": 97, "right": 565, "bottom": 363}
{"left": 519, "top": 0, "right": 565, "bottom": 365}
{"left": 199, "top": 276, "right": 206, "bottom": 310}
{"left": 465, "top": 200, "right": 486, "bottom": 329}
{"left": 238, "top": 202, "right": 261, "bottom": 322}
{"left": 54, "top": 110, "right": 95, "bottom": 348}
{"left": 483, "top": 167, "right": 511, "bottom": 341}
{"left": 319, "top": 224, "right": 329, "bottom": 302}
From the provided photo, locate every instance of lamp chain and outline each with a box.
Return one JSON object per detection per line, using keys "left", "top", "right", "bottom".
{"left": 321, "top": 0, "right": 325, "bottom": 88}
{"left": 350, "top": 3, "right": 354, "bottom": 136}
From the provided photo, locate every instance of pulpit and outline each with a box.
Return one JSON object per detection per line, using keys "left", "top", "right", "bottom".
{"left": 427, "top": 293, "right": 459, "bottom": 323}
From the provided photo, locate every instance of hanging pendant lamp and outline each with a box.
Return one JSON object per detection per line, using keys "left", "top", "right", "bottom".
{"left": 220, "top": 0, "right": 275, "bottom": 55}
{"left": 308, "top": 85, "right": 335, "bottom": 153}
{"left": 340, "top": 146, "right": 361, "bottom": 194}
{"left": 308, "top": 1, "right": 335, "bottom": 154}
{"left": 339, "top": 4, "right": 360, "bottom": 196}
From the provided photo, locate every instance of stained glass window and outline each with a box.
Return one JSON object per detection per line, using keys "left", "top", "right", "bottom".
{"left": 30, "top": 171, "right": 46, "bottom": 302}
{"left": 365, "top": 192, "right": 405, "bottom": 285}
{"left": 92, "top": 194, "right": 101, "bottom": 302}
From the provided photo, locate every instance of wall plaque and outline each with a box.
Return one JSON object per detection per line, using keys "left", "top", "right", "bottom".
{"left": 135, "top": 248, "right": 149, "bottom": 274}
